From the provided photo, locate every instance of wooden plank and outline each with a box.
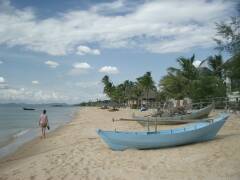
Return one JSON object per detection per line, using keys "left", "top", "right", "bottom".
{"left": 116, "top": 118, "right": 213, "bottom": 123}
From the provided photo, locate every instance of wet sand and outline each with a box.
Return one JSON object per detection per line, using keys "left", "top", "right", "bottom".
{"left": 0, "top": 107, "right": 240, "bottom": 180}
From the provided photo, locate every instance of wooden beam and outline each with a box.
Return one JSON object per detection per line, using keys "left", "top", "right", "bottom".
{"left": 114, "top": 118, "right": 213, "bottom": 124}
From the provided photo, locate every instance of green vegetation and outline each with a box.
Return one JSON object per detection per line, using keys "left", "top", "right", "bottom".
{"left": 136, "top": 72, "right": 156, "bottom": 103}
{"left": 214, "top": 15, "right": 240, "bottom": 91}
{"left": 101, "top": 53, "right": 228, "bottom": 104}
{"left": 101, "top": 12, "right": 239, "bottom": 105}
{"left": 160, "top": 54, "right": 226, "bottom": 102}
{"left": 101, "top": 72, "right": 156, "bottom": 106}
{"left": 74, "top": 100, "right": 111, "bottom": 107}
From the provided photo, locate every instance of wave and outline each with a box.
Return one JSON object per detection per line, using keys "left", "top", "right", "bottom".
{"left": 13, "top": 129, "right": 31, "bottom": 138}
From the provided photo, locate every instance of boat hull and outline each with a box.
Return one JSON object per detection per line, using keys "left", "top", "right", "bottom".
{"left": 97, "top": 113, "right": 229, "bottom": 151}
{"left": 135, "top": 104, "right": 213, "bottom": 125}
{"left": 23, "top": 107, "right": 35, "bottom": 110}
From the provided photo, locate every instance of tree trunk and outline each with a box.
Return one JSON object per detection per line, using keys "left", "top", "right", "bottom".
{"left": 146, "top": 88, "right": 149, "bottom": 108}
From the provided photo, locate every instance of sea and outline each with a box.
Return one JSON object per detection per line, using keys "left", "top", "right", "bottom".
{"left": 0, "top": 104, "right": 78, "bottom": 158}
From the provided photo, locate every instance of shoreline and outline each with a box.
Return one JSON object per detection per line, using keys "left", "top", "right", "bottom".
{"left": 0, "top": 107, "right": 240, "bottom": 180}
{"left": 0, "top": 120, "right": 68, "bottom": 164}
{"left": 0, "top": 106, "right": 80, "bottom": 162}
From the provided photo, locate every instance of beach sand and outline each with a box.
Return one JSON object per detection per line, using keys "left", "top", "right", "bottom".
{"left": 0, "top": 107, "right": 240, "bottom": 180}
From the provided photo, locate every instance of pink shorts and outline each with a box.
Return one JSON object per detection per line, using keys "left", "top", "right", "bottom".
{"left": 40, "top": 123, "right": 47, "bottom": 128}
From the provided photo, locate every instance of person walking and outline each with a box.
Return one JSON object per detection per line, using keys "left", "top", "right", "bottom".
{"left": 39, "top": 109, "right": 49, "bottom": 139}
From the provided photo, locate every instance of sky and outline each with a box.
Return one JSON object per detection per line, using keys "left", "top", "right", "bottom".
{"left": 0, "top": 0, "right": 237, "bottom": 104}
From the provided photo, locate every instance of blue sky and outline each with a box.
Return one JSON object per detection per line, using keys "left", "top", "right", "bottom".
{"left": 0, "top": 0, "right": 237, "bottom": 103}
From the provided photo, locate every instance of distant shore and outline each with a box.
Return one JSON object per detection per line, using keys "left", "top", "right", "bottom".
{"left": 0, "top": 107, "right": 240, "bottom": 180}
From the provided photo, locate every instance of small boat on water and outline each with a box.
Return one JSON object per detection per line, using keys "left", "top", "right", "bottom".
{"left": 23, "top": 107, "right": 35, "bottom": 110}
{"left": 97, "top": 113, "right": 229, "bottom": 151}
{"left": 133, "top": 104, "right": 214, "bottom": 125}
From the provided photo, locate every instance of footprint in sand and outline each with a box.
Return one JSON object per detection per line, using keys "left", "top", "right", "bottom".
{"left": 141, "top": 165, "right": 147, "bottom": 170}
{"left": 46, "top": 176, "right": 53, "bottom": 180}
{"left": 11, "top": 169, "right": 20, "bottom": 176}
{"left": 30, "top": 175, "right": 36, "bottom": 180}
{"left": 0, "top": 177, "right": 7, "bottom": 180}
{"left": 83, "top": 167, "right": 89, "bottom": 174}
{"left": 43, "top": 168, "right": 50, "bottom": 174}
{"left": 61, "top": 174, "right": 68, "bottom": 180}
{"left": 30, "top": 162, "right": 36, "bottom": 166}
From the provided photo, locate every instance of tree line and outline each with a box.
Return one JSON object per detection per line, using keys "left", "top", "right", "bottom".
{"left": 102, "top": 13, "right": 240, "bottom": 105}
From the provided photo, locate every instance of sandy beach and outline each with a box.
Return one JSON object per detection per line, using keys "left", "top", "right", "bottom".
{"left": 0, "top": 107, "right": 240, "bottom": 180}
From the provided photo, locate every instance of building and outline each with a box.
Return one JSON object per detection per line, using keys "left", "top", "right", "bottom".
{"left": 127, "top": 90, "right": 157, "bottom": 108}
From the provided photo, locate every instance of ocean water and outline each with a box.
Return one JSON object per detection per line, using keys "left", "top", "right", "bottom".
{"left": 0, "top": 104, "right": 78, "bottom": 158}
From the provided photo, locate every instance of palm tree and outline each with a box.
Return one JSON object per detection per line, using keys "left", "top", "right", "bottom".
{"left": 168, "top": 54, "right": 198, "bottom": 80}
{"left": 101, "top": 75, "right": 114, "bottom": 99}
{"left": 160, "top": 72, "right": 188, "bottom": 99}
{"left": 102, "top": 75, "right": 110, "bottom": 85}
{"left": 131, "top": 82, "right": 142, "bottom": 108}
{"left": 136, "top": 72, "right": 156, "bottom": 106}
{"left": 122, "top": 80, "right": 134, "bottom": 102}
{"left": 207, "top": 55, "right": 224, "bottom": 78}
{"left": 214, "top": 15, "right": 240, "bottom": 79}
{"left": 159, "top": 54, "right": 227, "bottom": 101}
{"left": 165, "top": 55, "right": 199, "bottom": 98}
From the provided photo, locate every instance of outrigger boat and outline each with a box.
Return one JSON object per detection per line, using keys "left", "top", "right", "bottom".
{"left": 133, "top": 104, "right": 214, "bottom": 125}
{"left": 97, "top": 113, "right": 229, "bottom": 151}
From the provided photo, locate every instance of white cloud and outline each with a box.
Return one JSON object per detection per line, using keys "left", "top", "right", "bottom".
{"left": 73, "top": 62, "right": 91, "bottom": 69}
{"left": 63, "top": 81, "right": 105, "bottom": 102}
{"left": 45, "top": 61, "right": 59, "bottom": 68}
{"left": 90, "top": 0, "right": 126, "bottom": 15}
{"left": 76, "top": 45, "right": 100, "bottom": 55}
{"left": 69, "top": 62, "right": 91, "bottom": 75}
{"left": 0, "top": 61, "right": 3, "bottom": 64}
{"left": 193, "top": 60, "right": 202, "bottom": 68}
{"left": 0, "top": 0, "right": 235, "bottom": 55}
{"left": 0, "top": 84, "right": 8, "bottom": 89}
{"left": 99, "top": 66, "right": 119, "bottom": 74}
{"left": 0, "top": 77, "right": 6, "bottom": 83}
{"left": 0, "top": 87, "right": 69, "bottom": 103}
{"left": 74, "top": 81, "right": 100, "bottom": 88}
{"left": 0, "top": 84, "right": 106, "bottom": 103}
{"left": 32, "top": 80, "right": 39, "bottom": 84}
{"left": 0, "top": 76, "right": 9, "bottom": 89}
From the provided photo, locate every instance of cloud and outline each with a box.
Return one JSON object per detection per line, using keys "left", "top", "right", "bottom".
{"left": 73, "top": 62, "right": 91, "bottom": 69}
{"left": 69, "top": 62, "right": 91, "bottom": 75}
{"left": 0, "top": 60, "right": 3, "bottom": 64}
{"left": 0, "top": 87, "right": 69, "bottom": 103}
{"left": 0, "top": 77, "right": 105, "bottom": 103}
{"left": 32, "top": 80, "right": 39, "bottom": 84}
{"left": 0, "top": 84, "right": 106, "bottom": 103}
{"left": 64, "top": 81, "right": 105, "bottom": 102}
{"left": 90, "top": 0, "right": 124, "bottom": 14}
{"left": 74, "top": 81, "right": 100, "bottom": 88}
{"left": 45, "top": 61, "right": 59, "bottom": 68}
{"left": 76, "top": 45, "right": 100, "bottom": 55}
{"left": 193, "top": 60, "right": 202, "bottom": 68}
{"left": 0, "top": 76, "right": 9, "bottom": 89}
{"left": 89, "top": 0, "right": 137, "bottom": 16}
{"left": 99, "top": 66, "right": 119, "bottom": 74}
{"left": 0, "top": 0, "right": 236, "bottom": 55}
{"left": 0, "top": 84, "right": 9, "bottom": 89}
{"left": 0, "top": 77, "right": 6, "bottom": 83}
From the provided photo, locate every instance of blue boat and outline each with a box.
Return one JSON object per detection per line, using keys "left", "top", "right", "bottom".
{"left": 97, "top": 113, "right": 229, "bottom": 151}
